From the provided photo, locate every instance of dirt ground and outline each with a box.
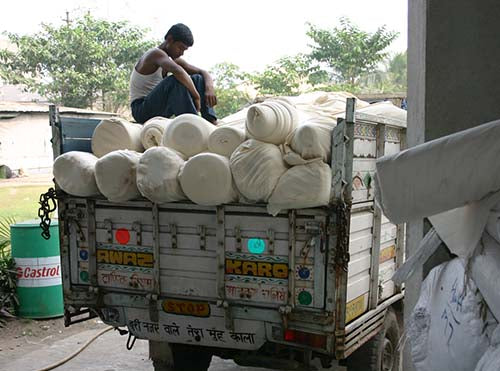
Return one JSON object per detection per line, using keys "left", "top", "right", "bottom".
{"left": 0, "top": 173, "right": 53, "bottom": 188}
{"left": 0, "top": 315, "right": 106, "bottom": 364}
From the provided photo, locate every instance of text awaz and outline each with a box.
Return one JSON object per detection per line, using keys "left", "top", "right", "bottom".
{"left": 97, "top": 249, "right": 154, "bottom": 268}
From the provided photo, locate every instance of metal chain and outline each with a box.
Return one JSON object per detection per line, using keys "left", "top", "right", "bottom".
{"left": 335, "top": 201, "right": 351, "bottom": 271}
{"left": 38, "top": 188, "right": 58, "bottom": 240}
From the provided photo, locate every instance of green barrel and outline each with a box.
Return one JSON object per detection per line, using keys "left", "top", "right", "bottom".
{"left": 11, "top": 220, "right": 63, "bottom": 318}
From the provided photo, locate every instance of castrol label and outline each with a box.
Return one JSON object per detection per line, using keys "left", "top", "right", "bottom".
{"left": 15, "top": 256, "right": 62, "bottom": 288}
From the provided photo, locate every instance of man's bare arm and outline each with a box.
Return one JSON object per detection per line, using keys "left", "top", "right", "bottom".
{"left": 149, "top": 50, "right": 201, "bottom": 111}
{"left": 175, "top": 58, "right": 217, "bottom": 108}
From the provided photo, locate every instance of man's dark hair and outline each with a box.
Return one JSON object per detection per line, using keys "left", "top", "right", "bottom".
{"left": 165, "top": 23, "right": 194, "bottom": 46}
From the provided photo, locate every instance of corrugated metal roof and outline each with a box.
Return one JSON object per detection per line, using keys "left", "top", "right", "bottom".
{"left": 0, "top": 101, "right": 116, "bottom": 115}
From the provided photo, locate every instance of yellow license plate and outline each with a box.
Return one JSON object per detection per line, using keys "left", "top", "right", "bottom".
{"left": 162, "top": 299, "right": 211, "bottom": 317}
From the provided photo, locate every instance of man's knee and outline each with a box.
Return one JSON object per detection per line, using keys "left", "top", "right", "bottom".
{"left": 191, "top": 73, "right": 204, "bottom": 85}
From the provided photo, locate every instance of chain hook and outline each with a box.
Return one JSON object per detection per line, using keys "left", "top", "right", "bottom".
{"left": 38, "top": 187, "right": 58, "bottom": 240}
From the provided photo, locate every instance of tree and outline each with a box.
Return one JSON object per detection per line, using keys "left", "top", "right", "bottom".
{"left": 306, "top": 18, "right": 398, "bottom": 85}
{"left": 386, "top": 51, "right": 407, "bottom": 90}
{"left": 249, "top": 54, "right": 326, "bottom": 96}
{"left": 210, "top": 62, "right": 252, "bottom": 118}
{"left": 0, "top": 15, "right": 155, "bottom": 111}
{"left": 357, "top": 51, "right": 407, "bottom": 94}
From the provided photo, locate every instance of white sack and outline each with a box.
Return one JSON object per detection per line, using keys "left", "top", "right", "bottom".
{"left": 53, "top": 151, "right": 100, "bottom": 197}
{"left": 95, "top": 150, "right": 142, "bottom": 202}
{"left": 230, "top": 139, "right": 288, "bottom": 203}
{"left": 136, "top": 147, "right": 186, "bottom": 203}
{"left": 208, "top": 126, "right": 247, "bottom": 157}
{"left": 375, "top": 119, "right": 500, "bottom": 223}
{"left": 179, "top": 153, "right": 237, "bottom": 206}
{"left": 219, "top": 108, "right": 248, "bottom": 126}
{"left": 475, "top": 326, "right": 500, "bottom": 371}
{"left": 246, "top": 100, "right": 298, "bottom": 144}
{"left": 267, "top": 160, "right": 331, "bottom": 216}
{"left": 470, "top": 233, "right": 500, "bottom": 322}
{"left": 286, "top": 124, "right": 332, "bottom": 163}
{"left": 92, "top": 117, "right": 144, "bottom": 158}
{"left": 486, "top": 211, "right": 500, "bottom": 245}
{"left": 140, "top": 116, "right": 171, "bottom": 149}
{"left": 408, "top": 258, "right": 496, "bottom": 371}
{"left": 162, "top": 113, "right": 215, "bottom": 158}
{"left": 357, "top": 101, "right": 407, "bottom": 125}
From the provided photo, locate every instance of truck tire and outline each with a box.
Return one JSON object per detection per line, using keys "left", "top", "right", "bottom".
{"left": 344, "top": 308, "right": 400, "bottom": 371}
{"left": 171, "top": 344, "right": 212, "bottom": 371}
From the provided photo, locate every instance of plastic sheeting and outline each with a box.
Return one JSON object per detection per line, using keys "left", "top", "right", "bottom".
{"left": 95, "top": 150, "right": 142, "bottom": 202}
{"left": 230, "top": 139, "right": 288, "bottom": 203}
{"left": 267, "top": 160, "right": 331, "bottom": 216}
{"left": 408, "top": 258, "right": 497, "bottom": 371}
{"left": 246, "top": 100, "right": 298, "bottom": 144}
{"left": 375, "top": 119, "right": 500, "bottom": 224}
{"left": 92, "top": 117, "right": 144, "bottom": 158}
{"left": 179, "top": 153, "right": 237, "bottom": 206}
{"left": 162, "top": 113, "right": 215, "bottom": 157}
{"left": 140, "top": 116, "right": 171, "bottom": 149}
{"left": 53, "top": 151, "right": 100, "bottom": 197}
{"left": 136, "top": 147, "right": 186, "bottom": 203}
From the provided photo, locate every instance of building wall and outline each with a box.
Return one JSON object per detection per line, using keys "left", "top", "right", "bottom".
{"left": 0, "top": 113, "right": 53, "bottom": 173}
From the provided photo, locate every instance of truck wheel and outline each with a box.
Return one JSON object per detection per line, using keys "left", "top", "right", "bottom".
{"left": 171, "top": 344, "right": 212, "bottom": 371}
{"left": 344, "top": 308, "right": 400, "bottom": 371}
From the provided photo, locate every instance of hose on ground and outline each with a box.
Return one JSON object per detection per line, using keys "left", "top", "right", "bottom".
{"left": 35, "top": 326, "right": 113, "bottom": 371}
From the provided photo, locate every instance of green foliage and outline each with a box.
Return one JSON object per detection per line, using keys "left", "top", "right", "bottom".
{"left": 249, "top": 54, "right": 322, "bottom": 96}
{"left": 210, "top": 62, "right": 252, "bottom": 118}
{"left": 0, "top": 217, "right": 17, "bottom": 324}
{"left": 387, "top": 51, "right": 407, "bottom": 90}
{"left": 307, "top": 18, "right": 398, "bottom": 85}
{"left": 357, "top": 51, "right": 407, "bottom": 94}
{"left": 0, "top": 15, "right": 155, "bottom": 111}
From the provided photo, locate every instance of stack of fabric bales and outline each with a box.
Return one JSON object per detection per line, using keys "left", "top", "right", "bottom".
{"left": 52, "top": 92, "right": 405, "bottom": 215}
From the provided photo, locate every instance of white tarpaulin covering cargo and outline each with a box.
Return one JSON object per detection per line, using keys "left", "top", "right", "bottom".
{"left": 92, "top": 117, "right": 144, "bottom": 158}
{"left": 53, "top": 151, "right": 100, "bottom": 197}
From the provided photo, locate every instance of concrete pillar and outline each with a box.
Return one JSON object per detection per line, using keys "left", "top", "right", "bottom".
{"left": 405, "top": 0, "right": 500, "bottom": 370}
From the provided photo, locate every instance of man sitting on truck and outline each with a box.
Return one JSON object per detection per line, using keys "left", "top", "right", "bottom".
{"left": 129, "top": 23, "right": 217, "bottom": 124}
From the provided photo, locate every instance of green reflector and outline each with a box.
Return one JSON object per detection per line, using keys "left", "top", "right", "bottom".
{"left": 80, "top": 271, "right": 89, "bottom": 282}
{"left": 247, "top": 238, "right": 266, "bottom": 254}
{"left": 298, "top": 291, "right": 313, "bottom": 306}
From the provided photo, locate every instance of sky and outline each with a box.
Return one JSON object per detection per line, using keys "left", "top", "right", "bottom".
{"left": 0, "top": 0, "right": 407, "bottom": 73}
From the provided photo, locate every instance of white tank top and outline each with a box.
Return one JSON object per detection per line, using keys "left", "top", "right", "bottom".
{"left": 129, "top": 59, "right": 163, "bottom": 103}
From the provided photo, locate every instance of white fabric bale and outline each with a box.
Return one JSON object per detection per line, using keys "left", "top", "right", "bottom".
{"left": 230, "top": 139, "right": 288, "bottom": 203}
{"left": 286, "top": 123, "right": 333, "bottom": 163}
{"left": 475, "top": 326, "right": 500, "bottom": 371}
{"left": 53, "top": 151, "right": 100, "bottom": 197}
{"left": 375, "top": 119, "right": 500, "bottom": 223}
{"left": 358, "top": 101, "right": 407, "bottom": 123}
{"left": 136, "top": 147, "right": 186, "bottom": 203}
{"left": 162, "top": 113, "right": 215, "bottom": 157}
{"left": 179, "top": 153, "right": 237, "bottom": 206}
{"left": 246, "top": 100, "right": 298, "bottom": 144}
{"left": 140, "top": 116, "right": 171, "bottom": 149}
{"left": 267, "top": 160, "right": 331, "bottom": 215}
{"left": 92, "top": 117, "right": 144, "bottom": 158}
{"left": 408, "top": 258, "right": 496, "bottom": 371}
{"left": 95, "top": 150, "right": 142, "bottom": 202}
{"left": 208, "top": 126, "right": 247, "bottom": 157}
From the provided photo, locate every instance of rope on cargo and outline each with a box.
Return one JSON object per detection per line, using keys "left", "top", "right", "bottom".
{"left": 35, "top": 326, "right": 113, "bottom": 371}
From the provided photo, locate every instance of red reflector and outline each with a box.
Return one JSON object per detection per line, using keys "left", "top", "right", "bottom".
{"left": 283, "top": 329, "right": 326, "bottom": 349}
{"left": 115, "top": 229, "right": 130, "bottom": 245}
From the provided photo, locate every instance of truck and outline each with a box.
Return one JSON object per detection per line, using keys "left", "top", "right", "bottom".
{"left": 41, "top": 99, "right": 406, "bottom": 370}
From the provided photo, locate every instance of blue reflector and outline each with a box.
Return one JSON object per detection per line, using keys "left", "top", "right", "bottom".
{"left": 247, "top": 238, "right": 266, "bottom": 254}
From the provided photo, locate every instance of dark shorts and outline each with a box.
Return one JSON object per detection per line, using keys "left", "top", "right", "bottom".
{"left": 131, "top": 73, "right": 217, "bottom": 124}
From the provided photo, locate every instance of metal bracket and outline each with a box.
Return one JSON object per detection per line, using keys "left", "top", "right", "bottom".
{"left": 198, "top": 225, "right": 206, "bottom": 250}
{"left": 235, "top": 226, "right": 242, "bottom": 252}
{"left": 279, "top": 305, "right": 293, "bottom": 329}
{"left": 147, "top": 293, "right": 159, "bottom": 323}
{"left": 267, "top": 229, "right": 275, "bottom": 255}
{"left": 104, "top": 219, "right": 113, "bottom": 243}
{"left": 132, "top": 222, "right": 142, "bottom": 246}
{"left": 170, "top": 224, "right": 177, "bottom": 249}
{"left": 217, "top": 300, "right": 234, "bottom": 330}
